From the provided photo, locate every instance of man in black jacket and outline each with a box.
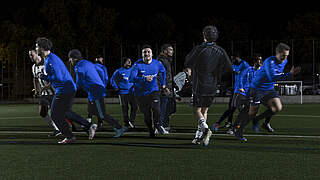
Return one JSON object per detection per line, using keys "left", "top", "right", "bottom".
{"left": 184, "top": 25, "right": 232, "bottom": 146}
{"left": 157, "top": 44, "right": 174, "bottom": 133}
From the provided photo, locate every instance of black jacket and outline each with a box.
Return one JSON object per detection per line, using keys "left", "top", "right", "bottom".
{"left": 157, "top": 54, "right": 174, "bottom": 95}
{"left": 184, "top": 42, "right": 232, "bottom": 96}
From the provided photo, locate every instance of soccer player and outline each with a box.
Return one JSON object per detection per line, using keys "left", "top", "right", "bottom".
{"left": 184, "top": 25, "right": 233, "bottom": 146}
{"left": 68, "top": 49, "right": 126, "bottom": 138}
{"left": 157, "top": 44, "right": 175, "bottom": 132}
{"left": 129, "top": 45, "right": 168, "bottom": 137}
{"left": 36, "top": 37, "right": 97, "bottom": 144}
{"left": 29, "top": 49, "right": 60, "bottom": 137}
{"left": 110, "top": 57, "right": 138, "bottom": 128}
{"left": 241, "top": 43, "right": 301, "bottom": 136}
{"left": 233, "top": 54, "right": 263, "bottom": 141}
{"left": 212, "top": 53, "right": 249, "bottom": 134}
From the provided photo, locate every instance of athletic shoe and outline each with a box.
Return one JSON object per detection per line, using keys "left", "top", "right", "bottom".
{"left": 86, "top": 118, "right": 92, "bottom": 123}
{"left": 58, "top": 136, "right": 76, "bottom": 144}
{"left": 155, "top": 126, "right": 169, "bottom": 135}
{"left": 97, "top": 121, "right": 103, "bottom": 128}
{"left": 226, "top": 128, "right": 234, "bottom": 135}
{"left": 48, "top": 130, "right": 62, "bottom": 137}
{"left": 192, "top": 138, "right": 201, "bottom": 145}
{"left": 239, "top": 137, "right": 247, "bottom": 142}
{"left": 128, "top": 120, "right": 135, "bottom": 128}
{"left": 261, "top": 123, "right": 274, "bottom": 132}
{"left": 202, "top": 128, "right": 213, "bottom": 146}
{"left": 225, "top": 122, "right": 232, "bottom": 128}
{"left": 89, "top": 124, "right": 98, "bottom": 140}
{"left": 114, "top": 126, "right": 127, "bottom": 138}
{"left": 212, "top": 123, "right": 219, "bottom": 132}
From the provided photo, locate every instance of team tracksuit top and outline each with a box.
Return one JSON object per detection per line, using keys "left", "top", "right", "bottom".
{"left": 233, "top": 60, "right": 250, "bottom": 96}
{"left": 95, "top": 63, "right": 108, "bottom": 97}
{"left": 129, "top": 59, "right": 166, "bottom": 96}
{"left": 41, "top": 53, "right": 77, "bottom": 94}
{"left": 110, "top": 67, "right": 134, "bottom": 95}
{"left": 74, "top": 59, "right": 106, "bottom": 101}
{"left": 251, "top": 56, "right": 290, "bottom": 91}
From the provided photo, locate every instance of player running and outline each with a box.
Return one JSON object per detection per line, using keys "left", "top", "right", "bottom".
{"left": 185, "top": 25, "right": 232, "bottom": 146}
{"left": 237, "top": 43, "right": 301, "bottom": 139}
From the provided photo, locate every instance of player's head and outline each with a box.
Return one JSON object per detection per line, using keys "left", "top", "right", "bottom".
{"left": 275, "top": 43, "right": 290, "bottom": 62}
{"left": 29, "top": 49, "right": 42, "bottom": 65}
{"left": 68, "top": 49, "right": 82, "bottom": 66}
{"left": 231, "top": 52, "right": 241, "bottom": 65}
{"left": 95, "top": 55, "right": 104, "bottom": 65}
{"left": 122, "top": 57, "right": 132, "bottom": 68}
{"left": 203, "top": 25, "right": 219, "bottom": 43}
{"left": 35, "top": 37, "right": 53, "bottom": 57}
{"left": 252, "top": 53, "right": 263, "bottom": 68}
{"left": 160, "top": 44, "right": 174, "bottom": 57}
{"left": 141, "top": 44, "right": 153, "bottom": 63}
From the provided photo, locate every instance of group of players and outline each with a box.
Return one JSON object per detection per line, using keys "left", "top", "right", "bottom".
{"left": 29, "top": 25, "right": 301, "bottom": 145}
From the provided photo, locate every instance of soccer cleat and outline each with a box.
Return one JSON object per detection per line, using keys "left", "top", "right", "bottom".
{"left": 226, "top": 128, "right": 234, "bottom": 135}
{"left": 202, "top": 128, "right": 213, "bottom": 146}
{"left": 58, "top": 136, "right": 76, "bottom": 144}
{"left": 212, "top": 123, "right": 219, "bottom": 132}
{"left": 155, "top": 126, "right": 169, "bottom": 135}
{"left": 86, "top": 118, "right": 92, "bottom": 123}
{"left": 48, "top": 130, "right": 62, "bottom": 137}
{"left": 128, "top": 120, "right": 135, "bottom": 128}
{"left": 192, "top": 138, "right": 201, "bottom": 145}
{"left": 261, "top": 123, "right": 274, "bottom": 132}
{"left": 225, "top": 122, "right": 232, "bottom": 128}
{"left": 239, "top": 137, "right": 247, "bottom": 142}
{"left": 89, "top": 124, "right": 98, "bottom": 140}
{"left": 114, "top": 126, "right": 127, "bottom": 138}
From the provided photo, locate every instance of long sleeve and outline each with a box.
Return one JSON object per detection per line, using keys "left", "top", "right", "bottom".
{"left": 265, "top": 60, "right": 290, "bottom": 82}
{"left": 184, "top": 46, "right": 199, "bottom": 68}
{"left": 174, "top": 72, "right": 186, "bottom": 91}
{"left": 158, "top": 62, "right": 166, "bottom": 87}
{"left": 129, "top": 64, "right": 145, "bottom": 84}
{"left": 110, "top": 70, "right": 119, "bottom": 90}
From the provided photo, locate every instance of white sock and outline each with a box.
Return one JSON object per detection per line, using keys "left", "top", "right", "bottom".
{"left": 198, "top": 118, "right": 208, "bottom": 131}
{"left": 195, "top": 125, "right": 203, "bottom": 139}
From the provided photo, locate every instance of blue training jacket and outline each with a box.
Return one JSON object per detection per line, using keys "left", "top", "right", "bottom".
{"left": 110, "top": 67, "right": 134, "bottom": 95}
{"left": 129, "top": 59, "right": 166, "bottom": 96}
{"left": 240, "top": 66, "right": 258, "bottom": 96}
{"left": 233, "top": 60, "right": 249, "bottom": 94}
{"left": 251, "top": 56, "right": 290, "bottom": 90}
{"left": 41, "top": 53, "right": 77, "bottom": 94}
{"left": 74, "top": 59, "right": 106, "bottom": 101}
{"left": 95, "top": 63, "right": 108, "bottom": 97}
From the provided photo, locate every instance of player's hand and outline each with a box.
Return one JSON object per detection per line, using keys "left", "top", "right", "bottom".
{"left": 163, "top": 87, "right": 171, "bottom": 96}
{"left": 146, "top": 75, "right": 153, "bottom": 82}
{"left": 290, "top": 66, "right": 301, "bottom": 75}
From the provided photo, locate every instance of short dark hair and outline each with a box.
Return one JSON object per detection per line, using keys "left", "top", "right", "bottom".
{"left": 36, "top": 37, "right": 53, "bottom": 51}
{"left": 141, "top": 44, "right": 152, "bottom": 50}
{"left": 161, "top": 44, "right": 172, "bottom": 52}
{"left": 203, "top": 25, "right": 219, "bottom": 42}
{"left": 276, "top": 43, "right": 290, "bottom": 53}
{"left": 68, "top": 49, "right": 82, "bottom": 59}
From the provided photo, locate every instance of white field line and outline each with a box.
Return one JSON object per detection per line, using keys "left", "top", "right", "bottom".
{"left": 0, "top": 131, "right": 319, "bottom": 139}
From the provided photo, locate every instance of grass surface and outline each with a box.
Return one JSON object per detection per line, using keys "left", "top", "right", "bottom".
{"left": 0, "top": 103, "right": 319, "bottom": 179}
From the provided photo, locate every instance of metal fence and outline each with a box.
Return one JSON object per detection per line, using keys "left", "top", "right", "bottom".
{"left": 0, "top": 39, "right": 319, "bottom": 100}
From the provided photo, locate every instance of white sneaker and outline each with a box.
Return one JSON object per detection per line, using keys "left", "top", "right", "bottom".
{"left": 202, "top": 128, "right": 213, "bottom": 146}
{"left": 89, "top": 124, "right": 98, "bottom": 140}
{"left": 86, "top": 118, "right": 92, "bottom": 123}
{"left": 192, "top": 138, "right": 201, "bottom": 145}
{"left": 226, "top": 128, "right": 234, "bottom": 135}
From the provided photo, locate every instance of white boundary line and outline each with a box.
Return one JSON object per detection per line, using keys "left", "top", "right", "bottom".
{"left": 0, "top": 131, "right": 319, "bottom": 139}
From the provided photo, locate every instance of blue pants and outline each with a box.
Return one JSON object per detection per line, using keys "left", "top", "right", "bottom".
{"left": 51, "top": 93, "right": 90, "bottom": 138}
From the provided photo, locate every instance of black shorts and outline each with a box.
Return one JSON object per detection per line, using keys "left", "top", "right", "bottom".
{"left": 231, "top": 93, "right": 249, "bottom": 109}
{"left": 193, "top": 94, "right": 214, "bottom": 107}
{"left": 39, "top": 95, "right": 53, "bottom": 107}
{"left": 250, "top": 88, "right": 280, "bottom": 106}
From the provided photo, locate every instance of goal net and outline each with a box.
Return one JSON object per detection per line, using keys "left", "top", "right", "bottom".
{"left": 274, "top": 81, "right": 303, "bottom": 104}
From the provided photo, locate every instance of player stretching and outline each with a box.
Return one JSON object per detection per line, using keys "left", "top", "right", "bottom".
{"left": 185, "top": 25, "right": 232, "bottom": 146}
{"left": 241, "top": 43, "right": 301, "bottom": 136}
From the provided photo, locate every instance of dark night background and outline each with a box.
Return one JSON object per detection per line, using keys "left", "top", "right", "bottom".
{"left": 0, "top": 1, "right": 320, "bottom": 99}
